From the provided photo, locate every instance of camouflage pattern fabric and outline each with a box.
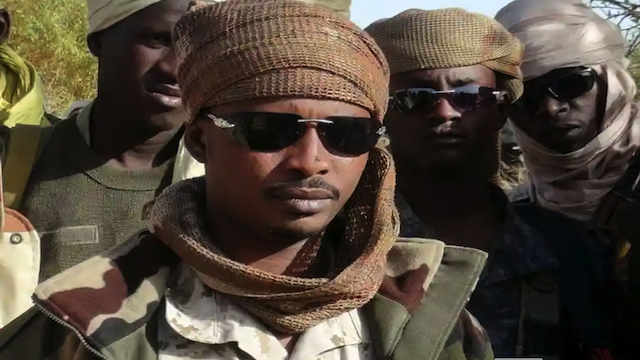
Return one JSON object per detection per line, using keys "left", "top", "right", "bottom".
{"left": 0, "top": 217, "right": 492, "bottom": 360}
{"left": 396, "top": 185, "right": 558, "bottom": 357}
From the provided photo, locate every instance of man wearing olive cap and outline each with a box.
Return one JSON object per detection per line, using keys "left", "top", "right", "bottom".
{"left": 0, "top": 1, "right": 492, "bottom": 360}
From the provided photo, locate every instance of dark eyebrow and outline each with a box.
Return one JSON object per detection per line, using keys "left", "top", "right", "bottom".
{"left": 449, "top": 78, "right": 476, "bottom": 87}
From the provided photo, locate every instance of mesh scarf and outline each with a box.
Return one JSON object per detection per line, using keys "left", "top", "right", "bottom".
{"left": 365, "top": 8, "right": 524, "bottom": 103}
{"left": 173, "top": 0, "right": 389, "bottom": 123}
{"left": 496, "top": 0, "right": 640, "bottom": 221}
{"left": 154, "top": 0, "right": 397, "bottom": 334}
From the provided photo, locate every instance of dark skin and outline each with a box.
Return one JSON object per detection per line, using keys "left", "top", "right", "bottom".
{"left": 185, "top": 97, "right": 371, "bottom": 351}
{"left": 387, "top": 65, "right": 507, "bottom": 249}
{"left": 0, "top": 9, "right": 10, "bottom": 45}
{"left": 509, "top": 67, "right": 603, "bottom": 154}
{"left": 87, "top": 0, "right": 190, "bottom": 169}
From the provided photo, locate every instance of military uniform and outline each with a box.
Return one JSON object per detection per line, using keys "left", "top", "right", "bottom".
{"left": 397, "top": 185, "right": 613, "bottom": 359}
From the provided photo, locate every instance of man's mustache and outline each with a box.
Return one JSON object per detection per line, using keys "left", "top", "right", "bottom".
{"left": 264, "top": 177, "right": 340, "bottom": 199}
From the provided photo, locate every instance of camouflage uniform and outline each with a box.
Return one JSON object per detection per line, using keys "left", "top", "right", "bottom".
{"left": 0, "top": 231, "right": 494, "bottom": 360}
{"left": 397, "top": 186, "right": 559, "bottom": 357}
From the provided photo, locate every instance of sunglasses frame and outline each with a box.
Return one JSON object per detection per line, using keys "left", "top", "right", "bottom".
{"left": 389, "top": 85, "right": 506, "bottom": 113}
{"left": 205, "top": 112, "right": 387, "bottom": 154}
{"left": 516, "top": 67, "right": 597, "bottom": 109}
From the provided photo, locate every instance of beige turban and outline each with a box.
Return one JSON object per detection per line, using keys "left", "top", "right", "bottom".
{"left": 87, "top": 0, "right": 352, "bottom": 34}
{"left": 496, "top": 0, "right": 640, "bottom": 221}
{"left": 173, "top": 0, "right": 389, "bottom": 123}
{"left": 87, "top": 0, "right": 163, "bottom": 34}
{"left": 365, "top": 8, "right": 524, "bottom": 102}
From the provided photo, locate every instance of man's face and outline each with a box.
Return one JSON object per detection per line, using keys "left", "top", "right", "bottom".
{"left": 508, "top": 66, "right": 601, "bottom": 154}
{"left": 386, "top": 65, "right": 506, "bottom": 176}
{"left": 0, "top": 9, "right": 10, "bottom": 45}
{"left": 190, "top": 98, "right": 374, "bottom": 245}
{"left": 90, "top": 0, "right": 190, "bottom": 130}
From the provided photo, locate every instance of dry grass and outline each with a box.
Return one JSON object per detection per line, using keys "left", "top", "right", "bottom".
{"left": 3, "top": 0, "right": 97, "bottom": 115}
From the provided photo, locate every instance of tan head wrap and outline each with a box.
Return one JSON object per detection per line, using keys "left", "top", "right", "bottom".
{"left": 173, "top": 0, "right": 389, "bottom": 123}
{"left": 158, "top": 0, "right": 398, "bottom": 335}
{"left": 365, "top": 8, "right": 524, "bottom": 102}
{"left": 87, "top": 0, "right": 164, "bottom": 34}
{"left": 496, "top": 0, "right": 640, "bottom": 221}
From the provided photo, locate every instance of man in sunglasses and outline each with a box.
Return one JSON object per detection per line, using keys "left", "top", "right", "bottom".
{"left": 368, "top": 7, "right": 615, "bottom": 359}
{"left": 0, "top": 1, "right": 494, "bottom": 360}
{"left": 496, "top": 0, "right": 640, "bottom": 358}
{"left": 496, "top": 0, "right": 639, "bottom": 222}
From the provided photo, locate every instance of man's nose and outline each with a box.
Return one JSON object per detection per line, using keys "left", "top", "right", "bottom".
{"left": 280, "top": 127, "right": 331, "bottom": 178}
{"left": 425, "top": 98, "right": 463, "bottom": 124}
{"left": 156, "top": 47, "right": 179, "bottom": 80}
{"left": 537, "top": 95, "right": 569, "bottom": 119}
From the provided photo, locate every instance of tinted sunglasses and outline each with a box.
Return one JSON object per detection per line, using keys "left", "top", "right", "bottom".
{"left": 205, "top": 111, "right": 385, "bottom": 155}
{"left": 389, "top": 85, "right": 506, "bottom": 113}
{"left": 516, "top": 67, "right": 596, "bottom": 110}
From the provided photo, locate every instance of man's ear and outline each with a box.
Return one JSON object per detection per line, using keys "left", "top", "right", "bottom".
{"left": 0, "top": 10, "right": 11, "bottom": 45}
{"left": 184, "top": 120, "right": 207, "bottom": 163}
{"left": 87, "top": 33, "right": 102, "bottom": 57}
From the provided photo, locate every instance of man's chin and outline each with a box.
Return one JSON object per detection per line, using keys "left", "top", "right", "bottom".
{"left": 268, "top": 214, "right": 332, "bottom": 241}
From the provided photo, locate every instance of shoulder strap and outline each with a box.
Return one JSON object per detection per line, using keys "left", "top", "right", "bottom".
{"left": 3, "top": 124, "right": 54, "bottom": 210}
{"left": 364, "top": 239, "right": 489, "bottom": 360}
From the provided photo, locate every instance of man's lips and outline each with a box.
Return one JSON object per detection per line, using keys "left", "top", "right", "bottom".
{"left": 268, "top": 188, "right": 335, "bottom": 215}
{"left": 270, "top": 188, "right": 335, "bottom": 200}
{"left": 148, "top": 84, "right": 181, "bottom": 98}
{"left": 424, "top": 130, "right": 467, "bottom": 145}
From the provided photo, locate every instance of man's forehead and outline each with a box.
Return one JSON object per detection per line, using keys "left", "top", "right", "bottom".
{"left": 392, "top": 66, "right": 492, "bottom": 85}
{"left": 107, "top": 0, "right": 191, "bottom": 31}
{"left": 528, "top": 66, "right": 587, "bottom": 84}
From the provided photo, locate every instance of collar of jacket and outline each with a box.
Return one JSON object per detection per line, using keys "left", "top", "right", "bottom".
{"left": 30, "top": 231, "right": 488, "bottom": 360}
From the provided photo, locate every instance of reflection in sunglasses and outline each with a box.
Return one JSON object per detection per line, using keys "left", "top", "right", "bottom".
{"left": 390, "top": 85, "right": 505, "bottom": 113}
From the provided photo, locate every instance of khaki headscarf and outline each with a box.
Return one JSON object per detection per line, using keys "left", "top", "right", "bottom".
{"left": 87, "top": 0, "right": 352, "bottom": 35}
{"left": 365, "top": 8, "right": 524, "bottom": 103}
{"left": 496, "top": 0, "right": 640, "bottom": 221}
{"left": 174, "top": 0, "right": 388, "bottom": 122}
{"left": 156, "top": 0, "right": 397, "bottom": 334}
{"left": 87, "top": 0, "right": 164, "bottom": 34}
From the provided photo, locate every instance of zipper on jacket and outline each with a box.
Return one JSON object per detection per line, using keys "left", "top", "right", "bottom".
{"left": 34, "top": 303, "right": 108, "bottom": 360}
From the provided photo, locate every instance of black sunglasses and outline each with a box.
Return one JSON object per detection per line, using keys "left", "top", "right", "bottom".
{"left": 389, "top": 85, "right": 506, "bottom": 113}
{"left": 205, "top": 111, "right": 385, "bottom": 155}
{"left": 516, "top": 67, "right": 596, "bottom": 110}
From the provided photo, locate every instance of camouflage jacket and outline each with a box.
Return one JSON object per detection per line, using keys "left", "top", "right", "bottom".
{"left": 0, "top": 231, "right": 493, "bottom": 360}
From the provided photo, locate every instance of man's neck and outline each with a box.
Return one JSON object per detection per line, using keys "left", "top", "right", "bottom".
{"left": 89, "top": 99, "right": 181, "bottom": 169}
{"left": 398, "top": 170, "right": 502, "bottom": 250}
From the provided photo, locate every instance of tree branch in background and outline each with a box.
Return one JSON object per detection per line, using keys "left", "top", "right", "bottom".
{"left": 589, "top": 0, "right": 639, "bottom": 55}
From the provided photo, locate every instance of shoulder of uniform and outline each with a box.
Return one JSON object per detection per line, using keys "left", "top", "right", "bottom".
{"left": 507, "top": 182, "right": 533, "bottom": 203}
{"left": 43, "top": 112, "right": 63, "bottom": 125}
{"left": 440, "top": 309, "right": 494, "bottom": 360}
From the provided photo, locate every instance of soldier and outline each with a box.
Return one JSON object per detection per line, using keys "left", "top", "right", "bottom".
{"left": 367, "top": 8, "right": 614, "bottom": 359}
{"left": 0, "top": 1, "right": 493, "bottom": 359}
{"left": 496, "top": 0, "right": 640, "bottom": 357}
{"left": 0, "top": 7, "right": 49, "bottom": 127}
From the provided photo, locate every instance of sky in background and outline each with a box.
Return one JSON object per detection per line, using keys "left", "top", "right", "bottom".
{"left": 351, "top": 0, "right": 512, "bottom": 28}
